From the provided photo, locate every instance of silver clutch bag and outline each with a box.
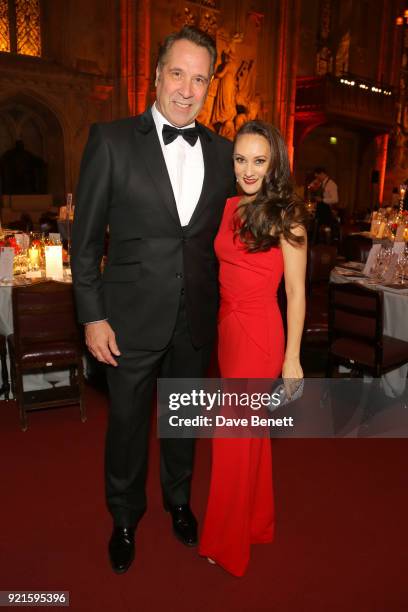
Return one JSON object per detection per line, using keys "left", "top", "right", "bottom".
{"left": 268, "top": 378, "right": 304, "bottom": 412}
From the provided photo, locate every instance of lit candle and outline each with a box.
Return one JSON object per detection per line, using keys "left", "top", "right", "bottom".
{"left": 399, "top": 184, "right": 407, "bottom": 215}
{"left": 29, "top": 246, "right": 39, "bottom": 270}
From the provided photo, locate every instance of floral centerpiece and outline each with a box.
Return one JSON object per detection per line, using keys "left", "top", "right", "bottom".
{"left": 0, "top": 233, "right": 29, "bottom": 275}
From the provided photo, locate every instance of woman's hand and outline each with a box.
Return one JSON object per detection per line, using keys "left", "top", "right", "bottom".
{"left": 282, "top": 357, "right": 303, "bottom": 399}
{"left": 282, "top": 356, "right": 303, "bottom": 380}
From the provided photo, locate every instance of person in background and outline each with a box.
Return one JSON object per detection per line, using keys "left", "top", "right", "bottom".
{"left": 313, "top": 167, "right": 339, "bottom": 210}
{"left": 305, "top": 175, "right": 323, "bottom": 202}
{"left": 313, "top": 166, "right": 339, "bottom": 241}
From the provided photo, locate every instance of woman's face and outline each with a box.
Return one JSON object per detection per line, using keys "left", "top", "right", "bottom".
{"left": 233, "top": 133, "right": 271, "bottom": 197}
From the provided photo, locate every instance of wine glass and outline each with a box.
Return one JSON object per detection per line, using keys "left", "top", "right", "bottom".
{"left": 393, "top": 252, "right": 408, "bottom": 284}
{"left": 371, "top": 246, "right": 393, "bottom": 282}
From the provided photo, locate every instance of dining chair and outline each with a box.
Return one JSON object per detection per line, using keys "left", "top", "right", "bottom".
{"left": 0, "top": 334, "right": 10, "bottom": 400}
{"left": 303, "top": 244, "right": 338, "bottom": 346}
{"left": 342, "top": 234, "right": 372, "bottom": 263}
{"left": 8, "top": 280, "right": 86, "bottom": 431}
{"left": 307, "top": 243, "right": 338, "bottom": 295}
{"left": 326, "top": 282, "right": 408, "bottom": 378}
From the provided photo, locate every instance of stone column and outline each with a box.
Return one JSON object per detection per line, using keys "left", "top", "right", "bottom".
{"left": 274, "top": 0, "right": 300, "bottom": 168}
{"left": 274, "top": 0, "right": 289, "bottom": 135}
{"left": 120, "top": 0, "right": 137, "bottom": 116}
{"left": 135, "top": 0, "right": 151, "bottom": 114}
{"left": 376, "top": 133, "right": 389, "bottom": 206}
{"left": 285, "top": 0, "right": 301, "bottom": 169}
{"left": 120, "top": 0, "right": 151, "bottom": 116}
{"left": 376, "top": 0, "right": 388, "bottom": 83}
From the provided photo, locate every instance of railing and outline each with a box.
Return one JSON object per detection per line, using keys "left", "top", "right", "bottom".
{"left": 296, "top": 74, "right": 396, "bottom": 129}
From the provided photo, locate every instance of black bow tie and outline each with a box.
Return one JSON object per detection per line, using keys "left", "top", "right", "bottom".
{"left": 162, "top": 124, "right": 199, "bottom": 147}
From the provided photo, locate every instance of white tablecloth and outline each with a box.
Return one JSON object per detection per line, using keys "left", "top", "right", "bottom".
{"left": 330, "top": 269, "right": 408, "bottom": 397}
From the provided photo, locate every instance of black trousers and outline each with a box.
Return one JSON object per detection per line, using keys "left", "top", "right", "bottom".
{"left": 313, "top": 202, "right": 339, "bottom": 244}
{"left": 104, "top": 293, "right": 213, "bottom": 527}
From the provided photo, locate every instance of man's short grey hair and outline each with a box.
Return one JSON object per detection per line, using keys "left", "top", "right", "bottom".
{"left": 157, "top": 26, "right": 217, "bottom": 76}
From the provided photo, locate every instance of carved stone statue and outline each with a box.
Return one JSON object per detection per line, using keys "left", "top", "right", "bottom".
{"left": 197, "top": 13, "right": 263, "bottom": 139}
{"left": 211, "top": 33, "right": 242, "bottom": 129}
{"left": 316, "top": 45, "right": 333, "bottom": 76}
{"left": 197, "top": 74, "right": 219, "bottom": 127}
{"left": 335, "top": 31, "right": 350, "bottom": 75}
{"left": 234, "top": 95, "right": 261, "bottom": 132}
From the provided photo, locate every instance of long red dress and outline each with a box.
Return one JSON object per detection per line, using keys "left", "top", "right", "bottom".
{"left": 199, "top": 196, "right": 285, "bottom": 577}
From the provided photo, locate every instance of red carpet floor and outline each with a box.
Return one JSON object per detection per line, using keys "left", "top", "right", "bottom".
{"left": 1, "top": 385, "right": 407, "bottom": 612}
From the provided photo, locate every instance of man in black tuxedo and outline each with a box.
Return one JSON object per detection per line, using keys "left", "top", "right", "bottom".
{"left": 71, "top": 26, "right": 234, "bottom": 573}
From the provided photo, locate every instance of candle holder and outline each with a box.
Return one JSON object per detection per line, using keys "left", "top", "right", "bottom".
{"left": 399, "top": 183, "right": 407, "bottom": 215}
{"left": 13, "top": 252, "right": 29, "bottom": 276}
{"left": 29, "top": 232, "right": 45, "bottom": 270}
{"left": 28, "top": 245, "right": 40, "bottom": 271}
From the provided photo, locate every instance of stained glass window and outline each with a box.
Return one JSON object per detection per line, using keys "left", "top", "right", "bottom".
{"left": 0, "top": 0, "right": 41, "bottom": 57}
{"left": 15, "top": 0, "right": 41, "bottom": 56}
{"left": 0, "top": 0, "right": 10, "bottom": 53}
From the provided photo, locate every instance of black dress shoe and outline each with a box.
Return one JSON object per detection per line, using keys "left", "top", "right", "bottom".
{"left": 167, "top": 504, "right": 198, "bottom": 547}
{"left": 108, "top": 526, "right": 135, "bottom": 574}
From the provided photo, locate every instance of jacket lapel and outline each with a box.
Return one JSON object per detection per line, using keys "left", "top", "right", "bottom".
{"left": 134, "top": 109, "right": 181, "bottom": 226}
{"left": 187, "top": 123, "right": 220, "bottom": 228}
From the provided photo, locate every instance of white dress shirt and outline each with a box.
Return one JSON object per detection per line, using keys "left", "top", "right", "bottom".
{"left": 86, "top": 105, "right": 204, "bottom": 325}
{"left": 322, "top": 177, "right": 339, "bottom": 206}
{"left": 151, "top": 103, "right": 204, "bottom": 227}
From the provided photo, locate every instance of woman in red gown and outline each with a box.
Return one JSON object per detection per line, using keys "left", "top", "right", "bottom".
{"left": 199, "top": 120, "right": 307, "bottom": 576}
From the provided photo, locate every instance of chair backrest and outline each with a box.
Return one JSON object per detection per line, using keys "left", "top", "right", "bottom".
{"left": 328, "top": 282, "right": 383, "bottom": 351}
{"left": 308, "top": 244, "right": 338, "bottom": 284}
{"left": 342, "top": 234, "right": 372, "bottom": 263}
{"left": 11, "top": 280, "right": 80, "bottom": 357}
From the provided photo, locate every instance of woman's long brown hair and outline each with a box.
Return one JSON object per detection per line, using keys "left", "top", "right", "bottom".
{"left": 234, "top": 120, "right": 308, "bottom": 252}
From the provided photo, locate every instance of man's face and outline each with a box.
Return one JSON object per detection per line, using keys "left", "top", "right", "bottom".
{"left": 155, "top": 39, "right": 211, "bottom": 127}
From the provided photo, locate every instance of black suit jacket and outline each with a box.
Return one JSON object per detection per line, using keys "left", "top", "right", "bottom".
{"left": 71, "top": 109, "right": 235, "bottom": 351}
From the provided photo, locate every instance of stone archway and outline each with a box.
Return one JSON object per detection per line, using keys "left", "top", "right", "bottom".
{"left": 294, "top": 122, "right": 377, "bottom": 215}
{"left": 0, "top": 92, "right": 65, "bottom": 203}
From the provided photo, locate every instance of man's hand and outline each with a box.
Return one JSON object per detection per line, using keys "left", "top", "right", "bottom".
{"left": 85, "top": 320, "right": 121, "bottom": 366}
